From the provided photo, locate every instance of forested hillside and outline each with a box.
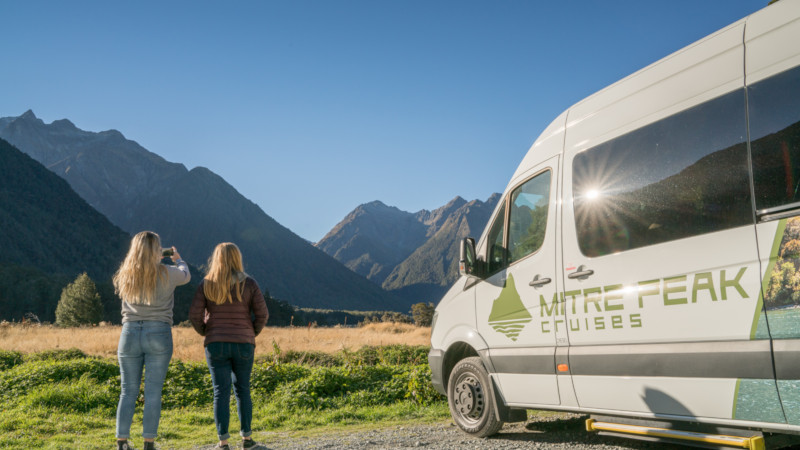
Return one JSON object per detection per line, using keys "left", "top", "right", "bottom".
{"left": 0, "top": 138, "right": 128, "bottom": 322}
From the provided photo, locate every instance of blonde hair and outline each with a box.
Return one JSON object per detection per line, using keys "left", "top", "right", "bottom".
{"left": 203, "top": 242, "right": 246, "bottom": 305}
{"left": 112, "top": 231, "right": 166, "bottom": 305}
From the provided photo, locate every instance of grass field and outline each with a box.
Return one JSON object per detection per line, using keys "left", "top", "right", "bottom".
{"left": 0, "top": 322, "right": 445, "bottom": 449}
{"left": 0, "top": 321, "right": 431, "bottom": 361}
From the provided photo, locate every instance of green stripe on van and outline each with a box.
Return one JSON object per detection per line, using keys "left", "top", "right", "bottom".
{"left": 751, "top": 219, "right": 788, "bottom": 340}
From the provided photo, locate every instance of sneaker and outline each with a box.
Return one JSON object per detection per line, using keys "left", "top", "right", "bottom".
{"left": 242, "top": 439, "right": 258, "bottom": 449}
{"left": 117, "top": 440, "right": 134, "bottom": 450}
{"left": 215, "top": 445, "right": 230, "bottom": 450}
{"left": 143, "top": 442, "right": 155, "bottom": 450}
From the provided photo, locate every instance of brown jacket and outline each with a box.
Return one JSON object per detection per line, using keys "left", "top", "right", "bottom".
{"left": 189, "top": 276, "right": 269, "bottom": 346}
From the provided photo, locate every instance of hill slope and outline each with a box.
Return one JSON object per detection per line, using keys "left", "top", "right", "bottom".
{"left": 0, "top": 137, "right": 130, "bottom": 280}
{"left": 0, "top": 137, "right": 132, "bottom": 321}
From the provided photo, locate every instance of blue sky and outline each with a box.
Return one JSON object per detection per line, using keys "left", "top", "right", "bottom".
{"left": 0, "top": 0, "right": 768, "bottom": 242}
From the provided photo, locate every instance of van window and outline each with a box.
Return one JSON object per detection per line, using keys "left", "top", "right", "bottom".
{"left": 749, "top": 65, "right": 800, "bottom": 214}
{"left": 508, "top": 170, "right": 551, "bottom": 263}
{"left": 487, "top": 202, "right": 507, "bottom": 274}
{"left": 572, "top": 89, "right": 752, "bottom": 257}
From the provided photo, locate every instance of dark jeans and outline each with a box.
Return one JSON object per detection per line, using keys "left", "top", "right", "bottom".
{"left": 205, "top": 342, "right": 255, "bottom": 440}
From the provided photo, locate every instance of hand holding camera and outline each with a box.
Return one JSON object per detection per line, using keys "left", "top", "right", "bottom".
{"left": 162, "top": 247, "right": 181, "bottom": 262}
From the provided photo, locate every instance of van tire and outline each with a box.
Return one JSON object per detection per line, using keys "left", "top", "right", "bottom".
{"left": 447, "top": 356, "right": 504, "bottom": 437}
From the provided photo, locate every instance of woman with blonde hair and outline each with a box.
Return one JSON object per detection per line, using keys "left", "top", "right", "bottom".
{"left": 189, "top": 242, "right": 268, "bottom": 450}
{"left": 112, "top": 231, "right": 191, "bottom": 450}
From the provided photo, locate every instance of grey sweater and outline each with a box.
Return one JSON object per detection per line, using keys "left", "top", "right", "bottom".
{"left": 121, "top": 260, "right": 191, "bottom": 324}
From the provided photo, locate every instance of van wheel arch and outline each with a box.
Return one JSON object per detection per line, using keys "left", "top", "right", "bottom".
{"left": 442, "top": 342, "right": 479, "bottom": 392}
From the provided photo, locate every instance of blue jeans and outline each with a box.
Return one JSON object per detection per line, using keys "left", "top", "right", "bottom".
{"left": 205, "top": 342, "right": 255, "bottom": 440}
{"left": 116, "top": 321, "right": 173, "bottom": 439}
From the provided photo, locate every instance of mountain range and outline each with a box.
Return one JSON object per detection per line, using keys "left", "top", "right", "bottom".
{"left": 0, "top": 111, "right": 402, "bottom": 312}
{"left": 316, "top": 193, "right": 500, "bottom": 302}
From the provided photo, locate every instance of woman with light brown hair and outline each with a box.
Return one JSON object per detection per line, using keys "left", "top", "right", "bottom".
{"left": 189, "top": 242, "right": 268, "bottom": 450}
{"left": 113, "top": 231, "right": 190, "bottom": 450}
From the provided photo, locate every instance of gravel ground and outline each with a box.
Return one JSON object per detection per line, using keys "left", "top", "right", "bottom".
{"left": 193, "top": 414, "right": 700, "bottom": 450}
{"left": 190, "top": 413, "right": 800, "bottom": 450}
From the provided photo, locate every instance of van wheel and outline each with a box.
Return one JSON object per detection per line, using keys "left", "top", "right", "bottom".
{"left": 447, "top": 356, "right": 503, "bottom": 437}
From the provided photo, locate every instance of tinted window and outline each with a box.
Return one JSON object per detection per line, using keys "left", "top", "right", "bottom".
{"left": 749, "top": 65, "right": 800, "bottom": 213}
{"left": 487, "top": 202, "right": 506, "bottom": 274}
{"left": 573, "top": 89, "right": 752, "bottom": 257}
{"left": 508, "top": 171, "right": 551, "bottom": 263}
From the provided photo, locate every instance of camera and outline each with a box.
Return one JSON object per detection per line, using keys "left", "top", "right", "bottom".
{"left": 162, "top": 248, "right": 174, "bottom": 257}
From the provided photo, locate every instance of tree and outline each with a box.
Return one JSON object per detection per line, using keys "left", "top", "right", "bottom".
{"left": 411, "top": 302, "right": 435, "bottom": 327}
{"left": 55, "top": 272, "right": 103, "bottom": 327}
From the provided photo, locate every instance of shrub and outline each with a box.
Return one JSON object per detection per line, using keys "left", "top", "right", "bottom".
{"left": 0, "top": 350, "right": 23, "bottom": 371}
{"left": 161, "top": 360, "right": 213, "bottom": 408}
{"left": 400, "top": 365, "right": 443, "bottom": 405}
{"left": 23, "top": 348, "right": 87, "bottom": 362}
{"left": 411, "top": 302, "right": 435, "bottom": 327}
{"left": 269, "top": 365, "right": 418, "bottom": 410}
{"left": 0, "top": 358, "right": 118, "bottom": 401}
{"left": 251, "top": 362, "right": 311, "bottom": 398}
{"left": 55, "top": 272, "right": 103, "bottom": 327}
{"left": 349, "top": 345, "right": 429, "bottom": 366}
{"left": 22, "top": 377, "right": 117, "bottom": 413}
{"left": 278, "top": 350, "right": 343, "bottom": 367}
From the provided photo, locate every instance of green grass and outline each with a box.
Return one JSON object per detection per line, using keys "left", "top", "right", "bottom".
{"left": 0, "top": 347, "right": 448, "bottom": 449}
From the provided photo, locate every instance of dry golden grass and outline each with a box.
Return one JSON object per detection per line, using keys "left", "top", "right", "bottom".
{"left": 0, "top": 321, "right": 431, "bottom": 362}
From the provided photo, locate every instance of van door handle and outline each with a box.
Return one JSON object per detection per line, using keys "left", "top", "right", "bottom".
{"left": 568, "top": 266, "right": 594, "bottom": 279}
{"left": 529, "top": 276, "right": 552, "bottom": 287}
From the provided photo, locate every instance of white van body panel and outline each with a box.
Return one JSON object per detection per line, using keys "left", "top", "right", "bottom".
{"left": 570, "top": 376, "right": 738, "bottom": 418}
{"left": 496, "top": 373, "right": 561, "bottom": 405}
{"left": 565, "top": 21, "right": 745, "bottom": 157}
{"left": 430, "top": 278, "right": 482, "bottom": 352}
{"left": 430, "top": 0, "right": 800, "bottom": 435}
{"left": 745, "top": 0, "right": 800, "bottom": 84}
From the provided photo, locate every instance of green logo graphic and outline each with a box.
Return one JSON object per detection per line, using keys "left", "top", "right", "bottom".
{"left": 487, "top": 274, "right": 532, "bottom": 341}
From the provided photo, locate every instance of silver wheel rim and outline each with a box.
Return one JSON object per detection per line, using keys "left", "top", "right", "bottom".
{"left": 452, "top": 373, "right": 485, "bottom": 424}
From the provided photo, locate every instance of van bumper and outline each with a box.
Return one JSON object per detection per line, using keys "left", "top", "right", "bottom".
{"left": 428, "top": 348, "right": 446, "bottom": 395}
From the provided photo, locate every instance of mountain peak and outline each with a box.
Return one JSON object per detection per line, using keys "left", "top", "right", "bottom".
{"left": 361, "top": 200, "right": 388, "bottom": 209}
{"left": 352, "top": 200, "right": 400, "bottom": 217}
{"left": 444, "top": 196, "right": 466, "bottom": 208}
{"left": 15, "top": 110, "right": 45, "bottom": 126}
{"left": 52, "top": 118, "right": 77, "bottom": 130}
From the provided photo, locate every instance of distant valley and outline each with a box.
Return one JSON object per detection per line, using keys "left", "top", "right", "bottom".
{"left": 316, "top": 194, "right": 499, "bottom": 303}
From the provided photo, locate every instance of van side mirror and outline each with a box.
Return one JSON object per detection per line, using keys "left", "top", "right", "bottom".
{"left": 459, "top": 237, "right": 477, "bottom": 277}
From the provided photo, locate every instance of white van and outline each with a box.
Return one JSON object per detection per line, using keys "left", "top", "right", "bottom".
{"left": 429, "top": 1, "right": 800, "bottom": 447}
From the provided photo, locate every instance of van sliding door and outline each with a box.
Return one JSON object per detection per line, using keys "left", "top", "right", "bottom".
{"left": 558, "top": 16, "right": 781, "bottom": 421}
{"left": 746, "top": 2, "right": 800, "bottom": 427}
